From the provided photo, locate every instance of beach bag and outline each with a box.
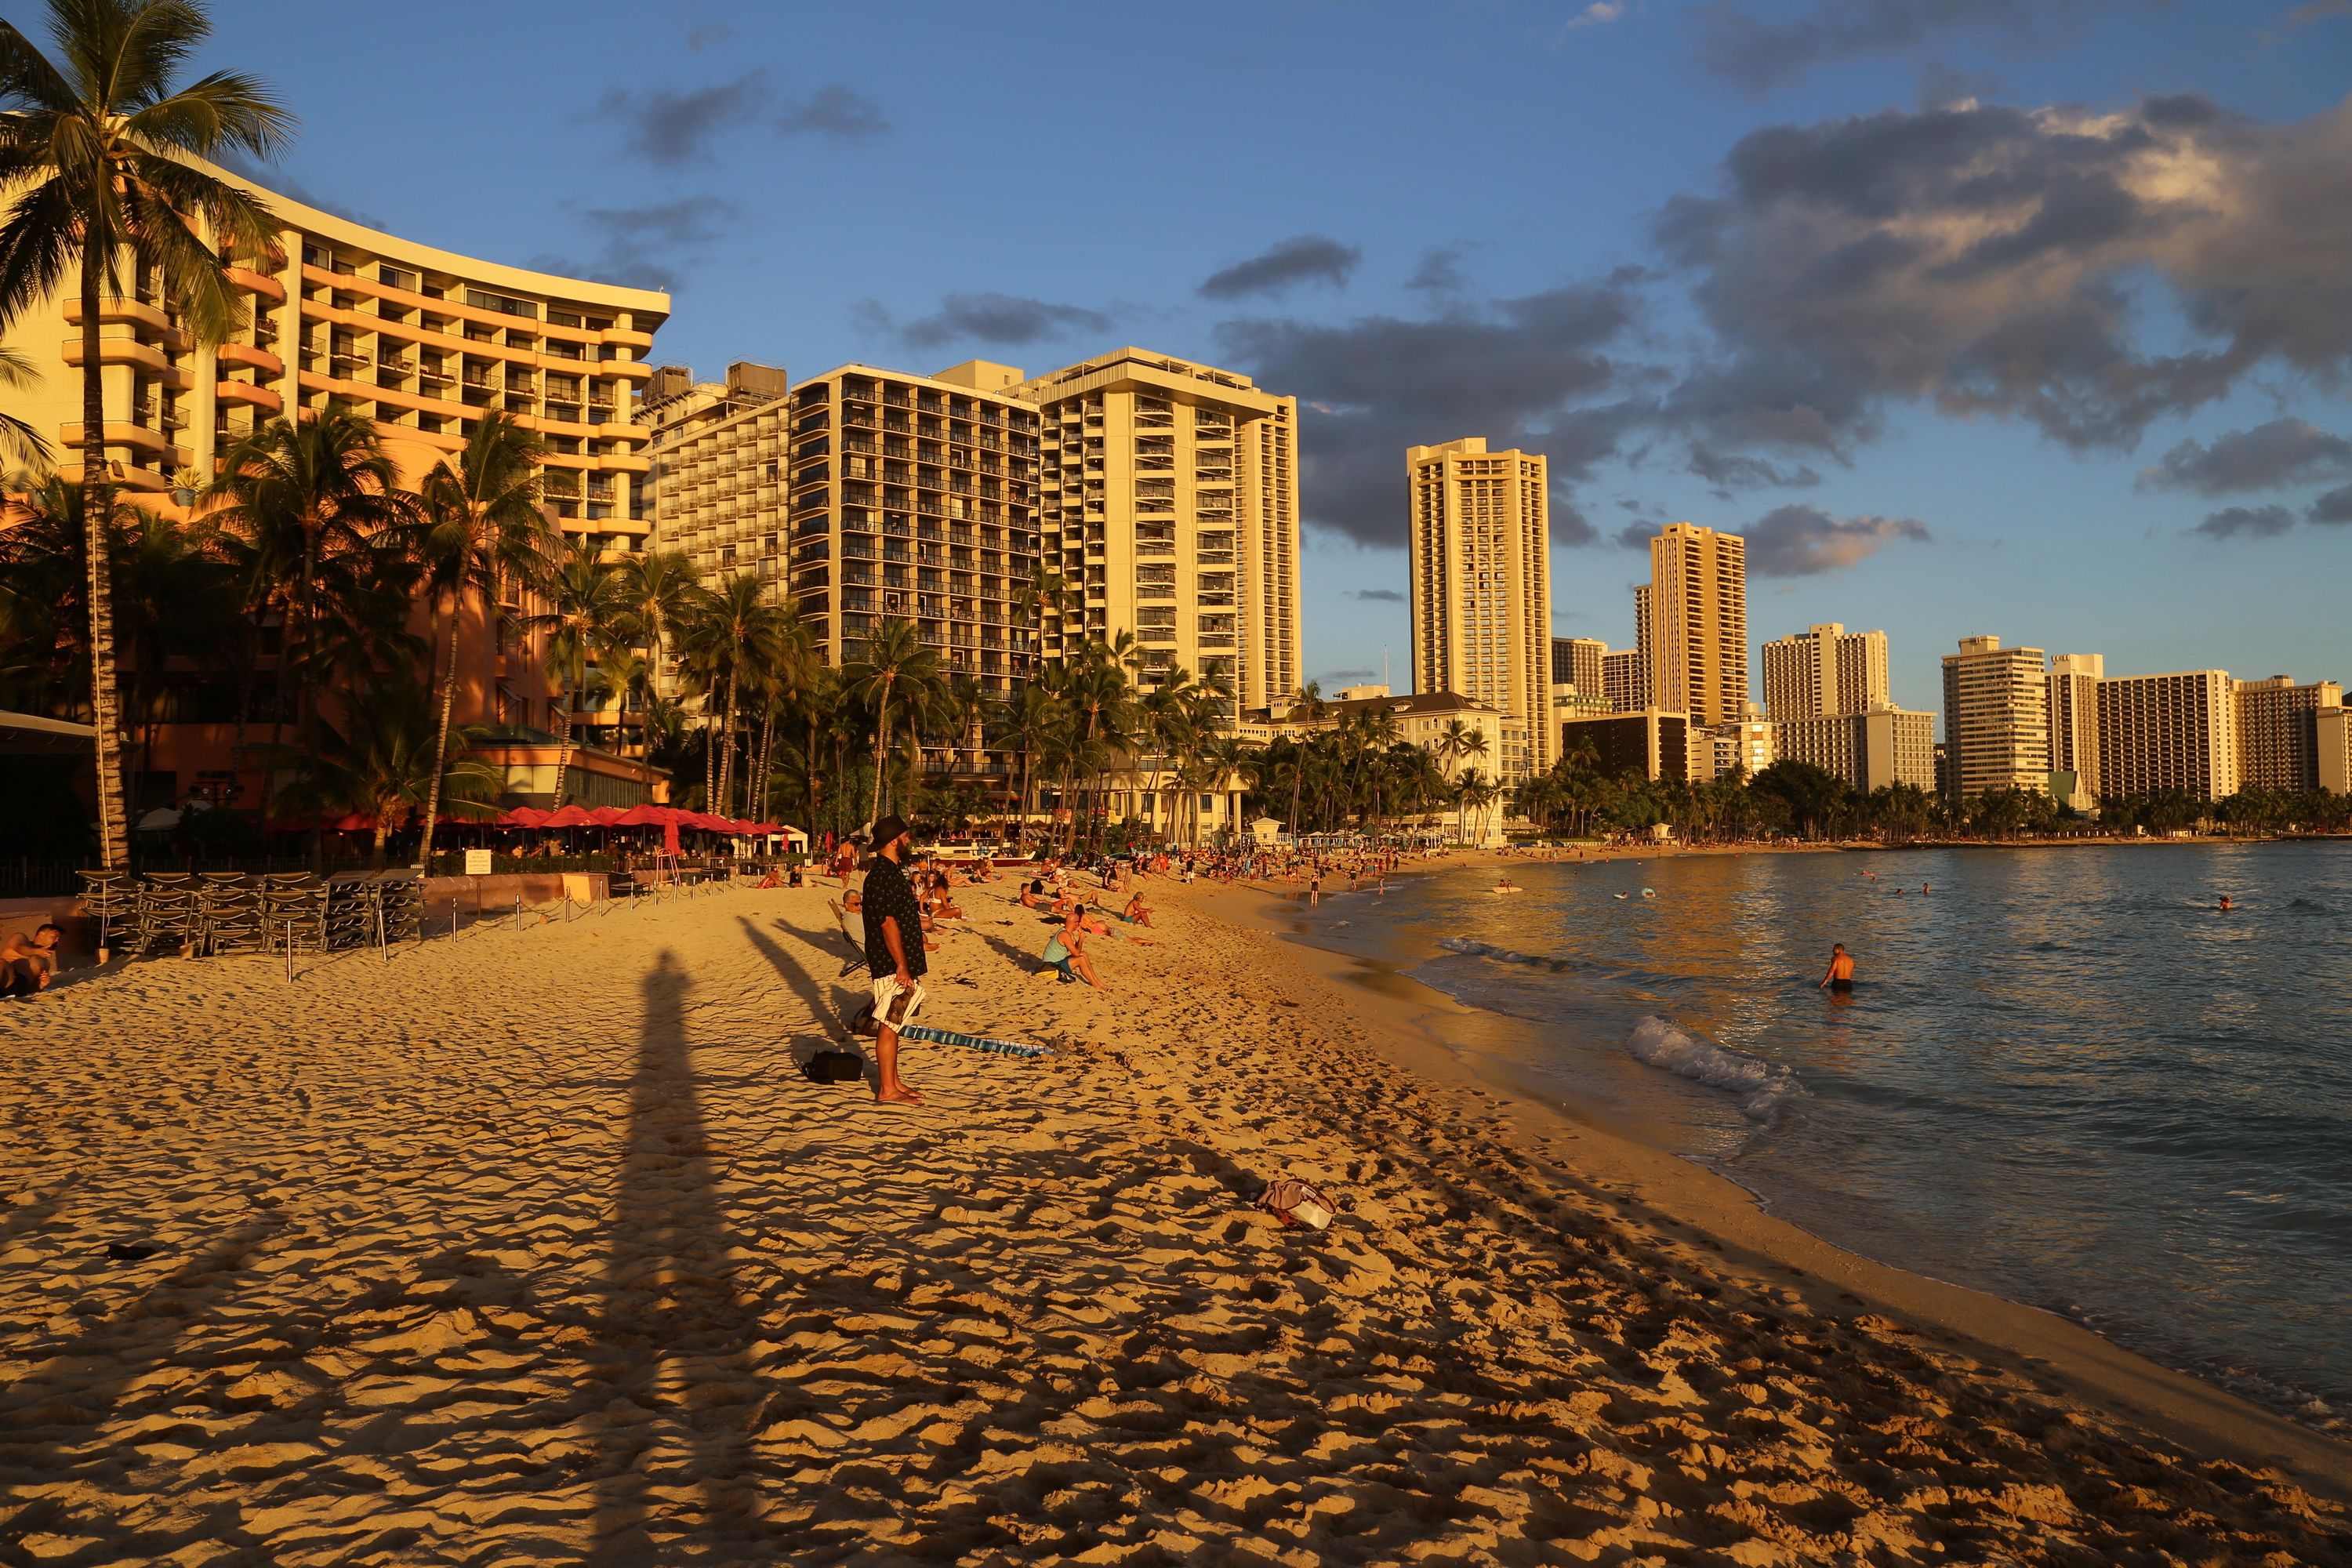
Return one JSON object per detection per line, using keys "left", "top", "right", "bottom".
{"left": 1256, "top": 1178, "right": 1340, "bottom": 1231}
{"left": 800, "top": 1050, "right": 866, "bottom": 1084}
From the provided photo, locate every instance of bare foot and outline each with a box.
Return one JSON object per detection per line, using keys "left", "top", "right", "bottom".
{"left": 874, "top": 1086, "right": 925, "bottom": 1105}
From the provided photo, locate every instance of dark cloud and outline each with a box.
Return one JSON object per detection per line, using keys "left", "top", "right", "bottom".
{"left": 1198, "top": 235, "right": 1363, "bottom": 300}
{"left": 2263, "top": 1, "right": 2352, "bottom": 42}
{"left": 601, "top": 73, "right": 772, "bottom": 165}
{"left": 1688, "top": 0, "right": 2160, "bottom": 93}
{"left": 1351, "top": 588, "right": 1405, "bottom": 603}
{"left": 1319, "top": 669, "right": 1378, "bottom": 684}
{"left": 2307, "top": 484, "right": 2352, "bottom": 524}
{"left": 778, "top": 85, "right": 891, "bottom": 141}
{"left": 1553, "top": 495, "right": 1599, "bottom": 548}
{"left": 1652, "top": 93, "right": 2352, "bottom": 467}
{"left": 1688, "top": 447, "right": 1824, "bottom": 494}
{"left": 529, "top": 195, "right": 739, "bottom": 291}
{"left": 1214, "top": 278, "right": 1644, "bottom": 547}
{"left": 1917, "top": 61, "right": 2001, "bottom": 110}
{"left": 2136, "top": 419, "right": 2352, "bottom": 496}
{"left": 2192, "top": 503, "right": 2296, "bottom": 539}
{"left": 1744, "top": 503, "right": 1931, "bottom": 575}
{"left": 1612, "top": 521, "right": 1654, "bottom": 550}
{"left": 868, "top": 292, "right": 1114, "bottom": 354}
{"left": 1406, "top": 244, "right": 1471, "bottom": 293}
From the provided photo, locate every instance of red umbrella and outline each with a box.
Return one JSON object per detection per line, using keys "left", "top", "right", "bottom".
{"left": 611, "top": 804, "right": 663, "bottom": 826}
{"left": 502, "top": 807, "right": 550, "bottom": 827}
{"left": 664, "top": 815, "right": 682, "bottom": 855}
{"left": 329, "top": 811, "right": 375, "bottom": 832}
{"left": 586, "top": 806, "right": 626, "bottom": 826}
{"left": 544, "top": 804, "right": 596, "bottom": 828}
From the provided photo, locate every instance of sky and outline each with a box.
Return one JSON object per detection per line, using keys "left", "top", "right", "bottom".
{"left": 171, "top": 0, "right": 2352, "bottom": 714}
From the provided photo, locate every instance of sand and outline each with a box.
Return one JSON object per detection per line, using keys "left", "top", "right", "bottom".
{"left": 1, "top": 869, "right": 2346, "bottom": 1566}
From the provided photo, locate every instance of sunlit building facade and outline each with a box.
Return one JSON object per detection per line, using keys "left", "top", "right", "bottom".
{"left": 1406, "top": 437, "right": 1552, "bottom": 779}
{"left": 1642, "top": 523, "right": 1748, "bottom": 728}
{"left": 1761, "top": 622, "right": 1890, "bottom": 722}
{"left": 1940, "top": 635, "right": 2051, "bottom": 800}
{"left": 2095, "top": 670, "right": 2238, "bottom": 804}
{"left": 2232, "top": 675, "right": 2343, "bottom": 794}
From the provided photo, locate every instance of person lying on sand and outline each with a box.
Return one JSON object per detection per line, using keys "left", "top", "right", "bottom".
{"left": 1, "top": 924, "right": 61, "bottom": 997}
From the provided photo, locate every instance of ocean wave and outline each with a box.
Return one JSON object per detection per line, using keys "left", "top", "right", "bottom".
{"left": 1437, "top": 935, "right": 1577, "bottom": 973}
{"left": 1624, "top": 1015, "right": 1803, "bottom": 1123}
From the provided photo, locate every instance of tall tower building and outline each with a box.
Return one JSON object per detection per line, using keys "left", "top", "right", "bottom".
{"left": 1553, "top": 636, "right": 1606, "bottom": 697}
{"left": 1645, "top": 523, "right": 1748, "bottom": 727}
{"left": 1602, "top": 649, "right": 1648, "bottom": 713}
{"left": 1406, "top": 437, "right": 1553, "bottom": 778}
{"left": 1940, "top": 636, "right": 2051, "bottom": 800}
{"left": 2097, "top": 671, "right": 2238, "bottom": 803}
{"left": 1760, "top": 623, "right": 1890, "bottom": 721}
{"left": 2047, "top": 653, "right": 2104, "bottom": 811}
{"left": 2233, "top": 676, "right": 2343, "bottom": 793}
{"left": 651, "top": 361, "right": 1044, "bottom": 699}
{"left": 1009, "top": 350, "right": 1299, "bottom": 714}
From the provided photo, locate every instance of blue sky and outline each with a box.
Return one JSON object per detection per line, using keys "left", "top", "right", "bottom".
{"left": 192, "top": 0, "right": 2352, "bottom": 713}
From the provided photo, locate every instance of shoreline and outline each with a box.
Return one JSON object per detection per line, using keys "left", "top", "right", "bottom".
{"left": 1178, "top": 858, "right": 2352, "bottom": 1496}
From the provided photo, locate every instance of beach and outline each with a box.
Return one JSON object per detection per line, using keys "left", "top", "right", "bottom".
{"left": 2, "top": 869, "right": 2347, "bottom": 1566}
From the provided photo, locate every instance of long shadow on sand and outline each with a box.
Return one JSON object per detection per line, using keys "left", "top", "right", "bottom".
{"left": 588, "top": 949, "right": 770, "bottom": 1563}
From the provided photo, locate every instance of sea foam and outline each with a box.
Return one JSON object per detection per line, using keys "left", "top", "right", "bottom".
{"left": 1624, "top": 1015, "right": 1802, "bottom": 1123}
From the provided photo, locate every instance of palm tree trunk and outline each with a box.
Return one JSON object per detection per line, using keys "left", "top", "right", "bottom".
{"left": 78, "top": 241, "right": 129, "bottom": 870}
{"left": 417, "top": 609, "right": 462, "bottom": 868}
{"left": 551, "top": 672, "right": 575, "bottom": 808}
{"left": 298, "top": 520, "right": 325, "bottom": 869}
{"left": 868, "top": 678, "right": 894, "bottom": 824}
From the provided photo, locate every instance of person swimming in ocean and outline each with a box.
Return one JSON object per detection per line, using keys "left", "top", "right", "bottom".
{"left": 2218, "top": 894, "right": 2233, "bottom": 912}
{"left": 1819, "top": 943, "right": 1856, "bottom": 994}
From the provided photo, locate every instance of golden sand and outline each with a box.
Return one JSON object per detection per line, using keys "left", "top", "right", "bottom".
{"left": 1, "top": 872, "right": 2345, "bottom": 1565}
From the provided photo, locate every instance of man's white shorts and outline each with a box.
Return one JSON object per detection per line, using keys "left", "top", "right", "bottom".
{"left": 870, "top": 973, "right": 925, "bottom": 1030}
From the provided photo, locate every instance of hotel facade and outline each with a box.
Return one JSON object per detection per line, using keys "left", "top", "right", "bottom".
{"left": 1406, "top": 438, "right": 1553, "bottom": 779}
{"left": 2096, "top": 670, "right": 2239, "bottom": 803}
{"left": 0, "top": 161, "right": 670, "bottom": 809}
{"left": 1640, "top": 523, "right": 1748, "bottom": 728}
{"left": 1939, "top": 636, "right": 2052, "bottom": 800}
{"left": 1761, "top": 623, "right": 1890, "bottom": 723}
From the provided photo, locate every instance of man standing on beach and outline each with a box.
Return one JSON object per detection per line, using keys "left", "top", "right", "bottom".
{"left": 856, "top": 815, "right": 929, "bottom": 1105}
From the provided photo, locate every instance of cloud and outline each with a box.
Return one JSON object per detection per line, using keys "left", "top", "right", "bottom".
{"left": 2136, "top": 419, "right": 2352, "bottom": 496}
{"left": 1198, "top": 235, "right": 1363, "bottom": 300}
{"left": 1743, "top": 503, "right": 1931, "bottom": 575}
{"left": 1688, "top": 447, "right": 1823, "bottom": 494}
{"left": 867, "top": 292, "right": 1114, "bottom": 354}
{"left": 2307, "top": 484, "right": 2352, "bottom": 524}
{"left": 1352, "top": 588, "right": 1405, "bottom": 602}
{"left": 1214, "top": 278, "right": 1645, "bottom": 547}
{"left": 777, "top": 85, "right": 890, "bottom": 141}
{"left": 601, "top": 72, "right": 773, "bottom": 165}
{"left": 528, "top": 195, "right": 739, "bottom": 290}
{"left": 1405, "top": 243, "right": 1471, "bottom": 294}
{"left": 1561, "top": 1, "right": 1627, "bottom": 31}
{"left": 1319, "top": 669, "right": 1377, "bottom": 684}
{"left": 2263, "top": 1, "right": 2352, "bottom": 42}
{"left": 1651, "top": 93, "right": 2352, "bottom": 466}
{"left": 2192, "top": 503, "right": 2296, "bottom": 539}
{"left": 1688, "top": 0, "right": 2160, "bottom": 93}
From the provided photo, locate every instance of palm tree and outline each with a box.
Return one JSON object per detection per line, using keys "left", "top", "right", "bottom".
{"left": 274, "top": 675, "right": 500, "bottom": 866}
{"left": 0, "top": 347, "right": 50, "bottom": 468}
{"left": 535, "top": 535, "right": 632, "bottom": 807}
{"left": 848, "top": 617, "right": 940, "bottom": 824}
{"left": 412, "top": 410, "right": 552, "bottom": 865}
{"left": 615, "top": 545, "right": 698, "bottom": 775}
{"left": 207, "top": 411, "right": 412, "bottom": 792}
{"left": 1283, "top": 681, "right": 1325, "bottom": 837}
{"left": 0, "top": 0, "right": 294, "bottom": 866}
{"left": 1013, "top": 562, "right": 1069, "bottom": 663}
{"left": 683, "top": 573, "right": 794, "bottom": 819}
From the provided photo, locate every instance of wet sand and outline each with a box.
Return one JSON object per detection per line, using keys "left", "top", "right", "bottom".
{"left": 0, "top": 871, "right": 2344, "bottom": 1564}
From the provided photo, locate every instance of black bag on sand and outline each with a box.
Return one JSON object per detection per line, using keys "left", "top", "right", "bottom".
{"left": 801, "top": 1050, "right": 866, "bottom": 1084}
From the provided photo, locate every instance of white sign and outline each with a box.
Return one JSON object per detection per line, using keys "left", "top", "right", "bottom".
{"left": 465, "top": 848, "right": 494, "bottom": 877}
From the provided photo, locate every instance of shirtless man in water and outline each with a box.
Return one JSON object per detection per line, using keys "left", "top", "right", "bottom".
{"left": 1818, "top": 943, "right": 1856, "bottom": 994}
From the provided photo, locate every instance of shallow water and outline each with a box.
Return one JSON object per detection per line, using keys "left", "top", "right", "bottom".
{"left": 1290, "top": 842, "right": 2352, "bottom": 1432}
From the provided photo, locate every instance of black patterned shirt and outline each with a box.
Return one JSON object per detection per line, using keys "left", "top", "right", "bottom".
{"left": 860, "top": 855, "right": 927, "bottom": 979}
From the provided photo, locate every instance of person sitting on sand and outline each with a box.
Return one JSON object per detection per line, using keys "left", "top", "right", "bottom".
{"left": 1019, "top": 877, "right": 1048, "bottom": 910}
{"left": 0, "top": 924, "right": 61, "bottom": 997}
{"left": 1819, "top": 943, "right": 1856, "bottom": 994}
{"left": 1040, "top": 904, "right": 1102, "bottom": 988}
{"left": 754, "top": 866, "right": 782, "bottom": 890}
{"left": 1122, "top": 891, "right": 1153, "bottom": 928}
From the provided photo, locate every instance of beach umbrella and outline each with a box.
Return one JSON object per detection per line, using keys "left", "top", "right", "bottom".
{"left": 501, "top": 807, "right": 550, "bottom": 827}
{"left": 664, "top": 814, "right": 683, "bottom": 855}
{"left": 586, "top": 806, "right": 626, "bottom": 826}
{"left": 544, "top": 804, "right": 596, "bottom": 828}
{"left": 611, "top": 804, "right": 663, "bottom": 826}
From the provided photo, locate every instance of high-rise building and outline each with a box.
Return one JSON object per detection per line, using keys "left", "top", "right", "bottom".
{"left": 1561, "top": 710, "right": 1693, "bottom": 783}
{"left": 1760, "top": 623, "right": 1890, "bottom": 721}
{"left": 1406, "top": 437, "right": 1553, "bottom": 778}
{"left": 1632, "top": 585, "right": 1653, "bottom": 702}
{"left": 1602, "top": 648, "right": 1648, "bottom": 713}
{"left": 1644, "top": 523, "right": 1748, "bottom": 727}
{"left": 1009, "top": 350, "right": 1300, "bottom": 715}
{"left": 641, "top": 360, "right": 787, "bottom": 580}
{"left": 0, "top": 160, "right": 670, "bottom": 809}
{"left": 649, "top": 361, "right": 1044, "bottom": 699}
{"left": 1940, "top": 635, "right": 2051, "bottom": 800}
{"left": 1553, "top": 636, "right": 1606, "bottom": 698}
{"left": 1777, "top": 709, "right": 1936, "bottom": 793}
{"left": 2047, "top": 653, "right": 2104, "bottom": 811}
{"left": 2318, "top": 705, "right": 2352, "bottom": 796}
{"left": 2233, "top": 676, "right": 2343, "bottom": 793}
{"left": 1699, "top": 717, "right": 1778, "bottom": 782}
{"left": 2096, "top": 671, "right": 2238, "bottom": 802}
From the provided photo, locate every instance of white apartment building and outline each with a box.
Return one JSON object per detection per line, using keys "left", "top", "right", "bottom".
{"left": 2047, "top": 652, "right": 2103, "bottom": 811}
{"left": 1940, "top": 636, "right": 2051, "bottom": 800}
{"left": 1777, "top": 709, "right": 1936, "bottom": 793}
{"left": 1761, "top": 623, "right": 1890, "bottom": 722}
{"left": 1406, "top": 438, "right": 1553, "bottom": 779}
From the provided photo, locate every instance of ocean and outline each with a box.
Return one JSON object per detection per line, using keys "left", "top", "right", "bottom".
{"left": 1285, "top": 841, "right": 2352, "bottom": 1434}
